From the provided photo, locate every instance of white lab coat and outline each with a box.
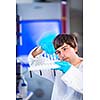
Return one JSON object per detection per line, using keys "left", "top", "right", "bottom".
{"left": 28, "top": 48, "right": 83, "bottom": 100}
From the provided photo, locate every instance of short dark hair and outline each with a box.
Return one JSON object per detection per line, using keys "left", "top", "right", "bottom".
{"left": 53, "top": 33, "right": 78, "bottom": 50}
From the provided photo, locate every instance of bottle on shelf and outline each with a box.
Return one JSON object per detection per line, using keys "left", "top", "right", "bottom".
{"left": 19, "top": 76, "right": 28, "bottom": 98}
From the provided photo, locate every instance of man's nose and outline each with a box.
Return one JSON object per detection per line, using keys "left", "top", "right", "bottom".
{"left": 60, "top": 52, "right": 65, "bottom": 60}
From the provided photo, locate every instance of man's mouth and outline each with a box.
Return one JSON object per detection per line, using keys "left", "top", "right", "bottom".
{"left": 63, "top": 57, "right": 69, "bottom": 61}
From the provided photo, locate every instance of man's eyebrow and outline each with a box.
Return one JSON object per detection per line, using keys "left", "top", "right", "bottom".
{"left": 55, "top": 45, "right": 68, "bottom": 53}
{"left": 61, "top": 45, "right": 68, "bottom": 49}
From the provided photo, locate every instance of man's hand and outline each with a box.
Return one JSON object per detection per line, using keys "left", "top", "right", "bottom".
{"left": 54, "top": 61, "right": 72, "bottom": 73}
{"left": 32, "top": 47, "right": 43, "bottom": 58}
{"left": 37, "top": 32, "right": 57, "bottom": 54}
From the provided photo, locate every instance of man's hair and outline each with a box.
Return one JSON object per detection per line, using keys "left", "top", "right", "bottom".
{"left": 53, "top": 33, "right": 78, "bottom": 50}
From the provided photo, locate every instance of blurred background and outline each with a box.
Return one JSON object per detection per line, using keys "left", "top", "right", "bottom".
{"left": 16, "top": 0, "right": 83, "bottom": 100}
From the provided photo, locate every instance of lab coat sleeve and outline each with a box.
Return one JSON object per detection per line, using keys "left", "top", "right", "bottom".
{"left": 61, "top": 65, "right": 83, "bottom": 94}
{"left": 28, "top": 48, "right": 41, "bottom": 75}
{"left": 28, "top": 48, "right": 55, "bottom": 83}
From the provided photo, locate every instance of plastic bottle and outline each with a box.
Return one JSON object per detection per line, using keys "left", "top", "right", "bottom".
{"left": 19, "top": 76, "right": 28, "bottom": 98}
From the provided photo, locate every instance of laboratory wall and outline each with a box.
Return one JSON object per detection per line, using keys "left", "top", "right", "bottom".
{"left": 70, "top": 9, "right": 83, "bottom": 57}
{"left": 17, "top": 3, "right": 61, "bottom": 20}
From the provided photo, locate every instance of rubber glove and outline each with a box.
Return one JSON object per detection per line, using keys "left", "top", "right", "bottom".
{"left": 54, "top": 61, "right": 72, "bottom": 73}
{"left": 37, "top": 32, "right": 57, "bottom": 54}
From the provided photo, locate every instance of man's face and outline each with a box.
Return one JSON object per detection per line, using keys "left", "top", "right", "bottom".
{"left": 55, "top": 43, "right": 77, "bottom": 62}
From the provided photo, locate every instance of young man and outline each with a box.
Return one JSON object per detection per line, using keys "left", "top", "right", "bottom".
{"left": 28, "top": 33, "right": 83, "bottom": 100}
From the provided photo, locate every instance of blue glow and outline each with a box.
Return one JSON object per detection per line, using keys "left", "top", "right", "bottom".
{"left": 16, "top": 20, "right": 61, "bottom": 57}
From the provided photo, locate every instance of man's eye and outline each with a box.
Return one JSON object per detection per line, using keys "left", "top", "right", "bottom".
{"left": 63, "top": 48, "right": 67, "bottom": 51}
{"left": 55, "top": 51, "right": 61, "bottom": 55}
